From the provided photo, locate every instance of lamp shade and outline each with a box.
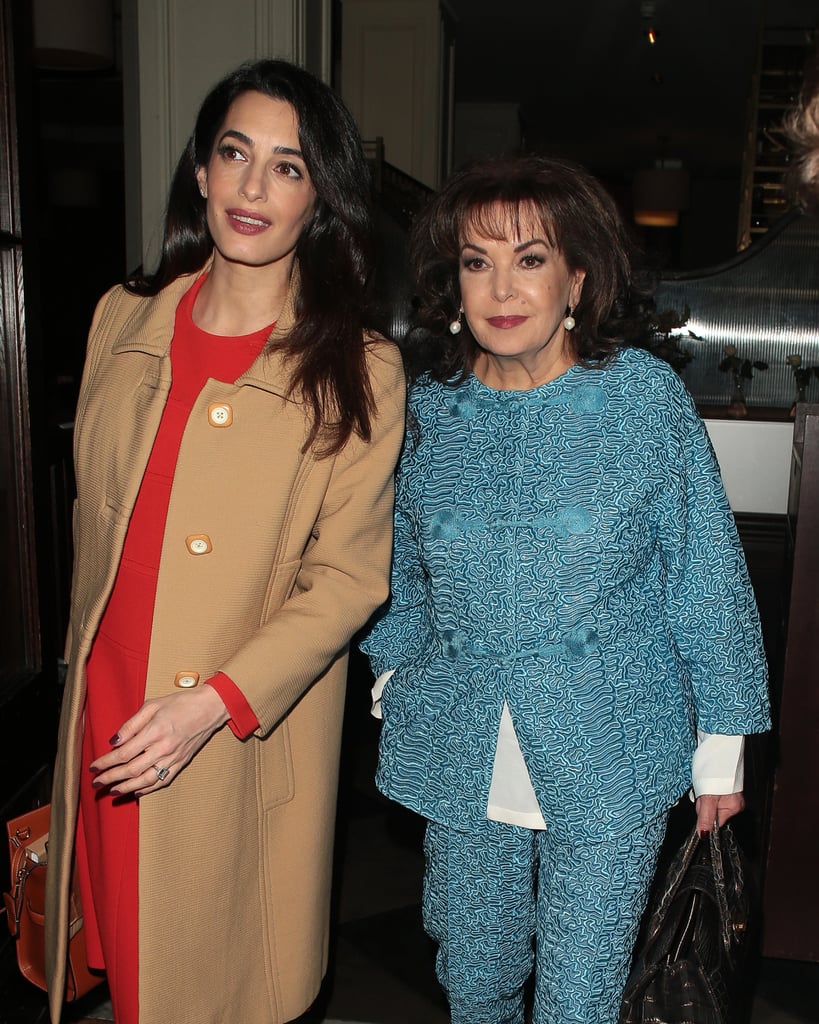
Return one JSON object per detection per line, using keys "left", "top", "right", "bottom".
{"left": 633, "top": 166, "right": 690, "bottom": 227}
{"left": 33, "top": 0, "right": 113, "bottom": 70}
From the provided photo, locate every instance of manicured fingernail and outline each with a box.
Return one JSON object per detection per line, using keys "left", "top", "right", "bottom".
{"left": 698, "top": 828, "right": 709, "bottom": 838}
{"left": 89, "top": 765, "right": 99, "bottom": 773}
{"left": 109, "top": 734, "right": 120, "bottom": 745}
{"left": 92, "top": 780, "right": 103, "bottom": 789}
{"left": 110, "top": 789, "right": 121, "bottom": 796}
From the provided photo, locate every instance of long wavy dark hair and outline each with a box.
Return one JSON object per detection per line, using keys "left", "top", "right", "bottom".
{"left": 404, "top": 154, "right": 633, "bottom": 385}
{"left": 127, "top": 59, "right": 378, "bottom": 455}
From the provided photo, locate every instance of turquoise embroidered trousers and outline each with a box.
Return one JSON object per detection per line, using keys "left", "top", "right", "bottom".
{"left": 422, "top": 813, "right": 668, "bottom": 1024}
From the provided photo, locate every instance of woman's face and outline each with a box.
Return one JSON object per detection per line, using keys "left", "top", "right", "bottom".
{"left": 196, "top": 91, "right": 316, "bottom": 272}
{"left": 458, "top": 206, "right": 585, "bottom": 385}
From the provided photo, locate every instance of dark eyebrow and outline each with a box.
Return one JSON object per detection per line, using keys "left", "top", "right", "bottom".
{"left": 218, "top": 129, "right": 304, "bottom": 160}
{"left": 461, "top": 238, "right": 550, "bottom": 255}
{"left": 513, "top": 238, "right": 549, "bottom": 252}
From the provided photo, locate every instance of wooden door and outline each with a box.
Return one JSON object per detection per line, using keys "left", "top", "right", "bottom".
{"left": 762, "top": 403, "right": 819, "bottom": 961}
{"left": 0, "top": 0, "right": 57, "bottom": 835}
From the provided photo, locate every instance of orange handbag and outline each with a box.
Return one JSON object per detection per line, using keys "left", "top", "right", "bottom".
{"left": 3, "top": 804, "right": 102, "bottom": 1001}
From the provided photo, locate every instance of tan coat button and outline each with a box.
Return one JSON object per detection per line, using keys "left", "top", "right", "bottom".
{"left": 174, "top": 671, "right": 200, "bottom": 688}
{"left": 208, "top": 403, "right": 233, "bottom": 427}
{"left": 186, "top": 534, "right": 212, "bottom": 555}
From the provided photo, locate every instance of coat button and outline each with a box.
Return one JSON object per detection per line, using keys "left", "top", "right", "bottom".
{"left": 208, "top": 402, "right": 233, "bottom": 427}
{"left": 186, "top": 534, "right": 212, "bottom": 555}
{"left": 174, "top": 671, "right": 200, "bottom": 688}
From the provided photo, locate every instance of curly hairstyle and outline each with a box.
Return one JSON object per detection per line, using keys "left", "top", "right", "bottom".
{"left": 127, "top": 59, "right": 377, "bottom": 455}
{"left": 784, "top": 44, "right": 819, "bottom": 216}
{"left": 404, "top": 154, "right": 634, "bottom": 385}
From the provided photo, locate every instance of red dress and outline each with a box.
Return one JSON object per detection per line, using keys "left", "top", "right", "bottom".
{"left": 76, "top": 276, "right": 270, "bottom": 1024}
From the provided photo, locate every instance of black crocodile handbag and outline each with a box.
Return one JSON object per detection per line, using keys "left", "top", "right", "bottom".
{"left": 620, "top": 823, "right": 751, "bottom": 1024}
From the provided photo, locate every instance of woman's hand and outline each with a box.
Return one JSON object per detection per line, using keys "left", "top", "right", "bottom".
{"left": 695, "top": 791, "right": 745, "bottom": 834}
{"left": 89, "top": 684, "right": 230, "bottom": 796}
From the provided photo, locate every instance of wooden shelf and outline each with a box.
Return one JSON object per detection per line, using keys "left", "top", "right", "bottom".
{"left": 698, "top": 404, "right": 794, "bottom": 422}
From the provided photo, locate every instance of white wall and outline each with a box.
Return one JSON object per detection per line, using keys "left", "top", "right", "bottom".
{"left": 341, "top": 0, "right": 443, "bottom": 188}
{"left": 704, "top": 418, "right": 793, "bottom": 515}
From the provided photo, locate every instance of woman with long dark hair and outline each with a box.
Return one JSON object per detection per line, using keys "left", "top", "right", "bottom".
{"left": 45, "top": 59, "right": 404, "bottom": 1024}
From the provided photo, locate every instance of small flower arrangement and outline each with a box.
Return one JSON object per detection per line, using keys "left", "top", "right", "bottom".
{"left": 718, "top": 346, "right": 768, "bottom": 416}
{"left": 718, "top": 345, "right": 769, "bottom": 381}
{"left": 786, "top": 354, "right": 819, "bottom": 416}
{"left": 786, "top": 353, "right": 819, "bottom": 391}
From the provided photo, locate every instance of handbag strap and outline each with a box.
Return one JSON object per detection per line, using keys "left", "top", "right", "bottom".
{"left": 648, "top": 823, "right": 744, "bottom": 958}
{"left": 648, "top": 825, "right": 702, "bottom": 929}
{"left": 6, "top": 811, "right": 49, "bottom": 940}
{"left": 710, "top": 825, "right": 732, "bottom": 955}
{"left": 6, "top": 842, "right": 38, "bottom": 938}
{"left": 711, "top": 823, "right": 748, "bottom": 958}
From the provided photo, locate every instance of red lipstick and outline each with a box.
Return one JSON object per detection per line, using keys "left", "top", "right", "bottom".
{"left": 226, "top": 208, "right": 271, "bottom": 234}
{"left": 487, "top": 316, "right": 527, "bottom": 329}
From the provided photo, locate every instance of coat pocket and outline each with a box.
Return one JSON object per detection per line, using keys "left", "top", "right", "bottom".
{"left": 259, "top": 559, "right": 302, "bottom": 624}
{"left": 259, "top": 718, "right": 295, "bottom": 809}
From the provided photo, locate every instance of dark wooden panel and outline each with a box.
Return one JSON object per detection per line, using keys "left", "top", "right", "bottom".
{"left": 762, "top": 404, "right": 819, "bottom": 962}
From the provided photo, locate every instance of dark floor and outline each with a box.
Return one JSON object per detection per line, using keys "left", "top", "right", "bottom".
{"left": 3, "top": 694, "right": 819, "bottom": 1024}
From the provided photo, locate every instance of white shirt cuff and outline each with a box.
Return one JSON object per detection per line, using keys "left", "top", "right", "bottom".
{"left": 691, "top": 730, "right": 744, "bottom": 797}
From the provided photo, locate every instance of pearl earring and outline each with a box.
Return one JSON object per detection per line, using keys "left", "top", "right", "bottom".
{"left": 564, "top": 305, "right": 576, "bottom": 331}
{"left": 449, "top": 309, "right": 463, "bottom": 335}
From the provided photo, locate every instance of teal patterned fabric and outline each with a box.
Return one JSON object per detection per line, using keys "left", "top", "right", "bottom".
{"left": 423, "top": 813, "right": 667, "bottom": 1024}
{"left": 362, "top": 347, "right": 770, "bottom": 838}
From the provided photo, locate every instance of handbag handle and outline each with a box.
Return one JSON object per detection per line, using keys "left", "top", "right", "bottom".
{"left": 5, "top": 842, "right": 38, "bottom": 938}
{"left": 648, "top": 826, "right": 700, "bottom": 925}
{"left": 647, "top": 824, "right": 745, "bottom": 960}
{"left": 710, "top": 822, "right": 749, "bottom": 958}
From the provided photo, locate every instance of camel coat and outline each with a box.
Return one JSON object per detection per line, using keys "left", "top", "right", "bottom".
{"left": 44, "top": 264, "right": 405, "bottom": 1024}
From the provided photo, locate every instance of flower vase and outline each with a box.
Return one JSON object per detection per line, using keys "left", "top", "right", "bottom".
{"left": 728, "top": 377, "right": 748, "bottom": 418}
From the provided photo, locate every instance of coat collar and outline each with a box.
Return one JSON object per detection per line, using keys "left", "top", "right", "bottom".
{"left": 110, "top": 256, "right": 302, "bottom": 399}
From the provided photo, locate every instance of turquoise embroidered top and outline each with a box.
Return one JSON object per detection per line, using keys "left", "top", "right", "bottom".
{"left": 361, "top": 347, "right": 770, "bottom": 837}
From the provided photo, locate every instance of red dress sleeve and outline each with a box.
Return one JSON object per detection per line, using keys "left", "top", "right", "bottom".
{"left": 206, "top": 672, "right": 261, "bottom": 739}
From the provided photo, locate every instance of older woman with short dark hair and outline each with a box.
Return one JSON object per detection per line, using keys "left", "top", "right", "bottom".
{"left": 362, "top": 154, "right": 769, "bottom": 1024}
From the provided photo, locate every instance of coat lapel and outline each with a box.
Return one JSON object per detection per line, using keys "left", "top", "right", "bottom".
{"left": 109, "top": 258, "right": 303, "bottom": 401}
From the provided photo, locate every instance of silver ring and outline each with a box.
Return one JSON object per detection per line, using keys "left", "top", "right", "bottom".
{"left": 154, "top": 765, "right": 170, "bottom": 782}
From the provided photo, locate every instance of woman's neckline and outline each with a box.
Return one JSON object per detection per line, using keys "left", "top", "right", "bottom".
{"left": 183, "top": 273, "right": 275, "bottom": 341}
{"left": 467, "top": 361, "right": 583, "bottom": 396}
